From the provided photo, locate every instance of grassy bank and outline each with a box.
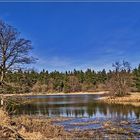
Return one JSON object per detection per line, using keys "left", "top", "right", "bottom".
{"left": 100, "top": 92, "right": 140, "bottom": 106}
{"left": 0, "top": 108, "right": 72, "bottom": 139}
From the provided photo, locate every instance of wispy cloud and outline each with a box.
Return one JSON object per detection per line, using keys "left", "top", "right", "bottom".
{"left": 34, "top": 56, "right": 72, "bottom": 71}
{"left": 44, "top": 57, "right": 71, "bottom": 67}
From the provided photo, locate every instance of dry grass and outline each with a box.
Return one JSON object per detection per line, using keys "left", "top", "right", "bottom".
{"left": 101, "top": 92, "right": 140, "bottom": 106}
{"left": 0, "top": 108, "right": 11, "bottom": 126}
{"left": 0, "top": 108, "right": 24, "bottom": 139}
{"left": 14, "top": 115, "right": 72, "bottom": 139}
{"left": 0, "top": 108, "right": 72, "bottom": 139}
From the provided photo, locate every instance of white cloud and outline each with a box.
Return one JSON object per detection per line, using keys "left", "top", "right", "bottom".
{"left": 37, "top": 56, "right": 71, "bottom": 68}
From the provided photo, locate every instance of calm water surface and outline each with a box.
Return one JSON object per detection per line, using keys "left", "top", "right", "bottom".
{"left": 17, "top": 94, "right": 140, "bottom": 119}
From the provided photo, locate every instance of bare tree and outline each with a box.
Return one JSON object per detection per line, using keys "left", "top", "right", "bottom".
{"left": 0, "top": 20, "right": 35, "bottom": 84}
{"left": 106, "top": 61, "right": 134, "bottom": 96}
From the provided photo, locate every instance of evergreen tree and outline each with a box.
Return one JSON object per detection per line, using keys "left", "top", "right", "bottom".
{"left": 133, "top": 64, "right": 140, "bottom": 91}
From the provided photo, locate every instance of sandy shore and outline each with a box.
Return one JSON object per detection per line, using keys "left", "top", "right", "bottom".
{"left": 0, "top": 91, "right": 108, "bottom": 97}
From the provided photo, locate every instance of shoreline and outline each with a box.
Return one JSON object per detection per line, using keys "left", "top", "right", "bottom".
{"left": 0, "top": 91, "right": 108, "bottom": 97}
{"left": 0, "top": 91, "right": 140, "bottom": 106}
{"left": 0, "top": 107, "right": 140, "bottom": 139}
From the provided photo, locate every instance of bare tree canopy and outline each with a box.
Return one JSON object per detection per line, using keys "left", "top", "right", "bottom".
{"left": 112, "top": 61, "right": 131, "bottom": 72}
{"left": 0, "top": 20, "right": 35, "bottom": 83}
{"left": 107, "top": 61, "right": 133, "bottom": 96}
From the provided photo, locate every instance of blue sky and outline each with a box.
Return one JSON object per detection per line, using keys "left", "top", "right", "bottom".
{"left": 0, "top": 2, "right": 140, "bottom": 71}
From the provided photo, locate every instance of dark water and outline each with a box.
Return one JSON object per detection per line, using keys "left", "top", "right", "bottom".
{"left": 17, "top": 94, "right": 140, "bottom": 119}
{"left": 15, "top": 94, "right": 140, "bottom": 135}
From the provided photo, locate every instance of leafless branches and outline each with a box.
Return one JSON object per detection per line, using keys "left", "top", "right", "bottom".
{"left": 0, "top": 20, "right": 35, "bottom": 84}
{"left": 106, "top": 61, "right": 134, "bottom": 96}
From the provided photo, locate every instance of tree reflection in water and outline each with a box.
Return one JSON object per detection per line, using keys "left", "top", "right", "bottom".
{"left": 16, "top": 95, "right": 140, "bottom": 119}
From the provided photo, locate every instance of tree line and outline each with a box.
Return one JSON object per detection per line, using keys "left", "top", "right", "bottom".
{"left": 0, "top": 63, "right": 140, "bottom": 95}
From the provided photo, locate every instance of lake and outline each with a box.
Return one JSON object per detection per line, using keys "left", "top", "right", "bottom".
{"left": 16, "top": 94, "right": 140, "bottom": 132}
{"left": 17, "top": 94, "right": 140, "bottom": 119}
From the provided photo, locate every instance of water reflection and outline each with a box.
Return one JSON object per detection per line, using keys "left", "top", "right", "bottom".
{"left": 16, "top": 95, "right": 140, "bottom": 119}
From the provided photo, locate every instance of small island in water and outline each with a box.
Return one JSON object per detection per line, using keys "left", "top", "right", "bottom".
{"left": 0, "top": 3, "right": 140, "bottom": 139}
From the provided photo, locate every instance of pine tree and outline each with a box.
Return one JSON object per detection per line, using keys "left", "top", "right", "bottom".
{"left": 133, "top": 64, "right": 140, "bottom": 91}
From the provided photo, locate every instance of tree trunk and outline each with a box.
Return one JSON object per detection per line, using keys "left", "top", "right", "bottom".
{"left": 0, "top": 70, "right": 5, "bottom": 84}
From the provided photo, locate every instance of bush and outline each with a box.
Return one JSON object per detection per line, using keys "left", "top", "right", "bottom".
{"left": 32, "top": 82, "right": 48, "bottom": 93}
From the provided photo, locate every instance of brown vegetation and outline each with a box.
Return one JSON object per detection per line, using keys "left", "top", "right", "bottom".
{"left": 106, "top": 61, "right": 134, "bottom": 96}
{"left": 0, "top": 108, "right": 72, "bottom": 139}
{"left": 101, "top": 92, "right": 140, "bottom": 106}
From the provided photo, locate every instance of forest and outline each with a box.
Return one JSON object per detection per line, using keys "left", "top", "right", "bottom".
{"left": 1, "top": 63, "right": 140, "bottom": 95}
